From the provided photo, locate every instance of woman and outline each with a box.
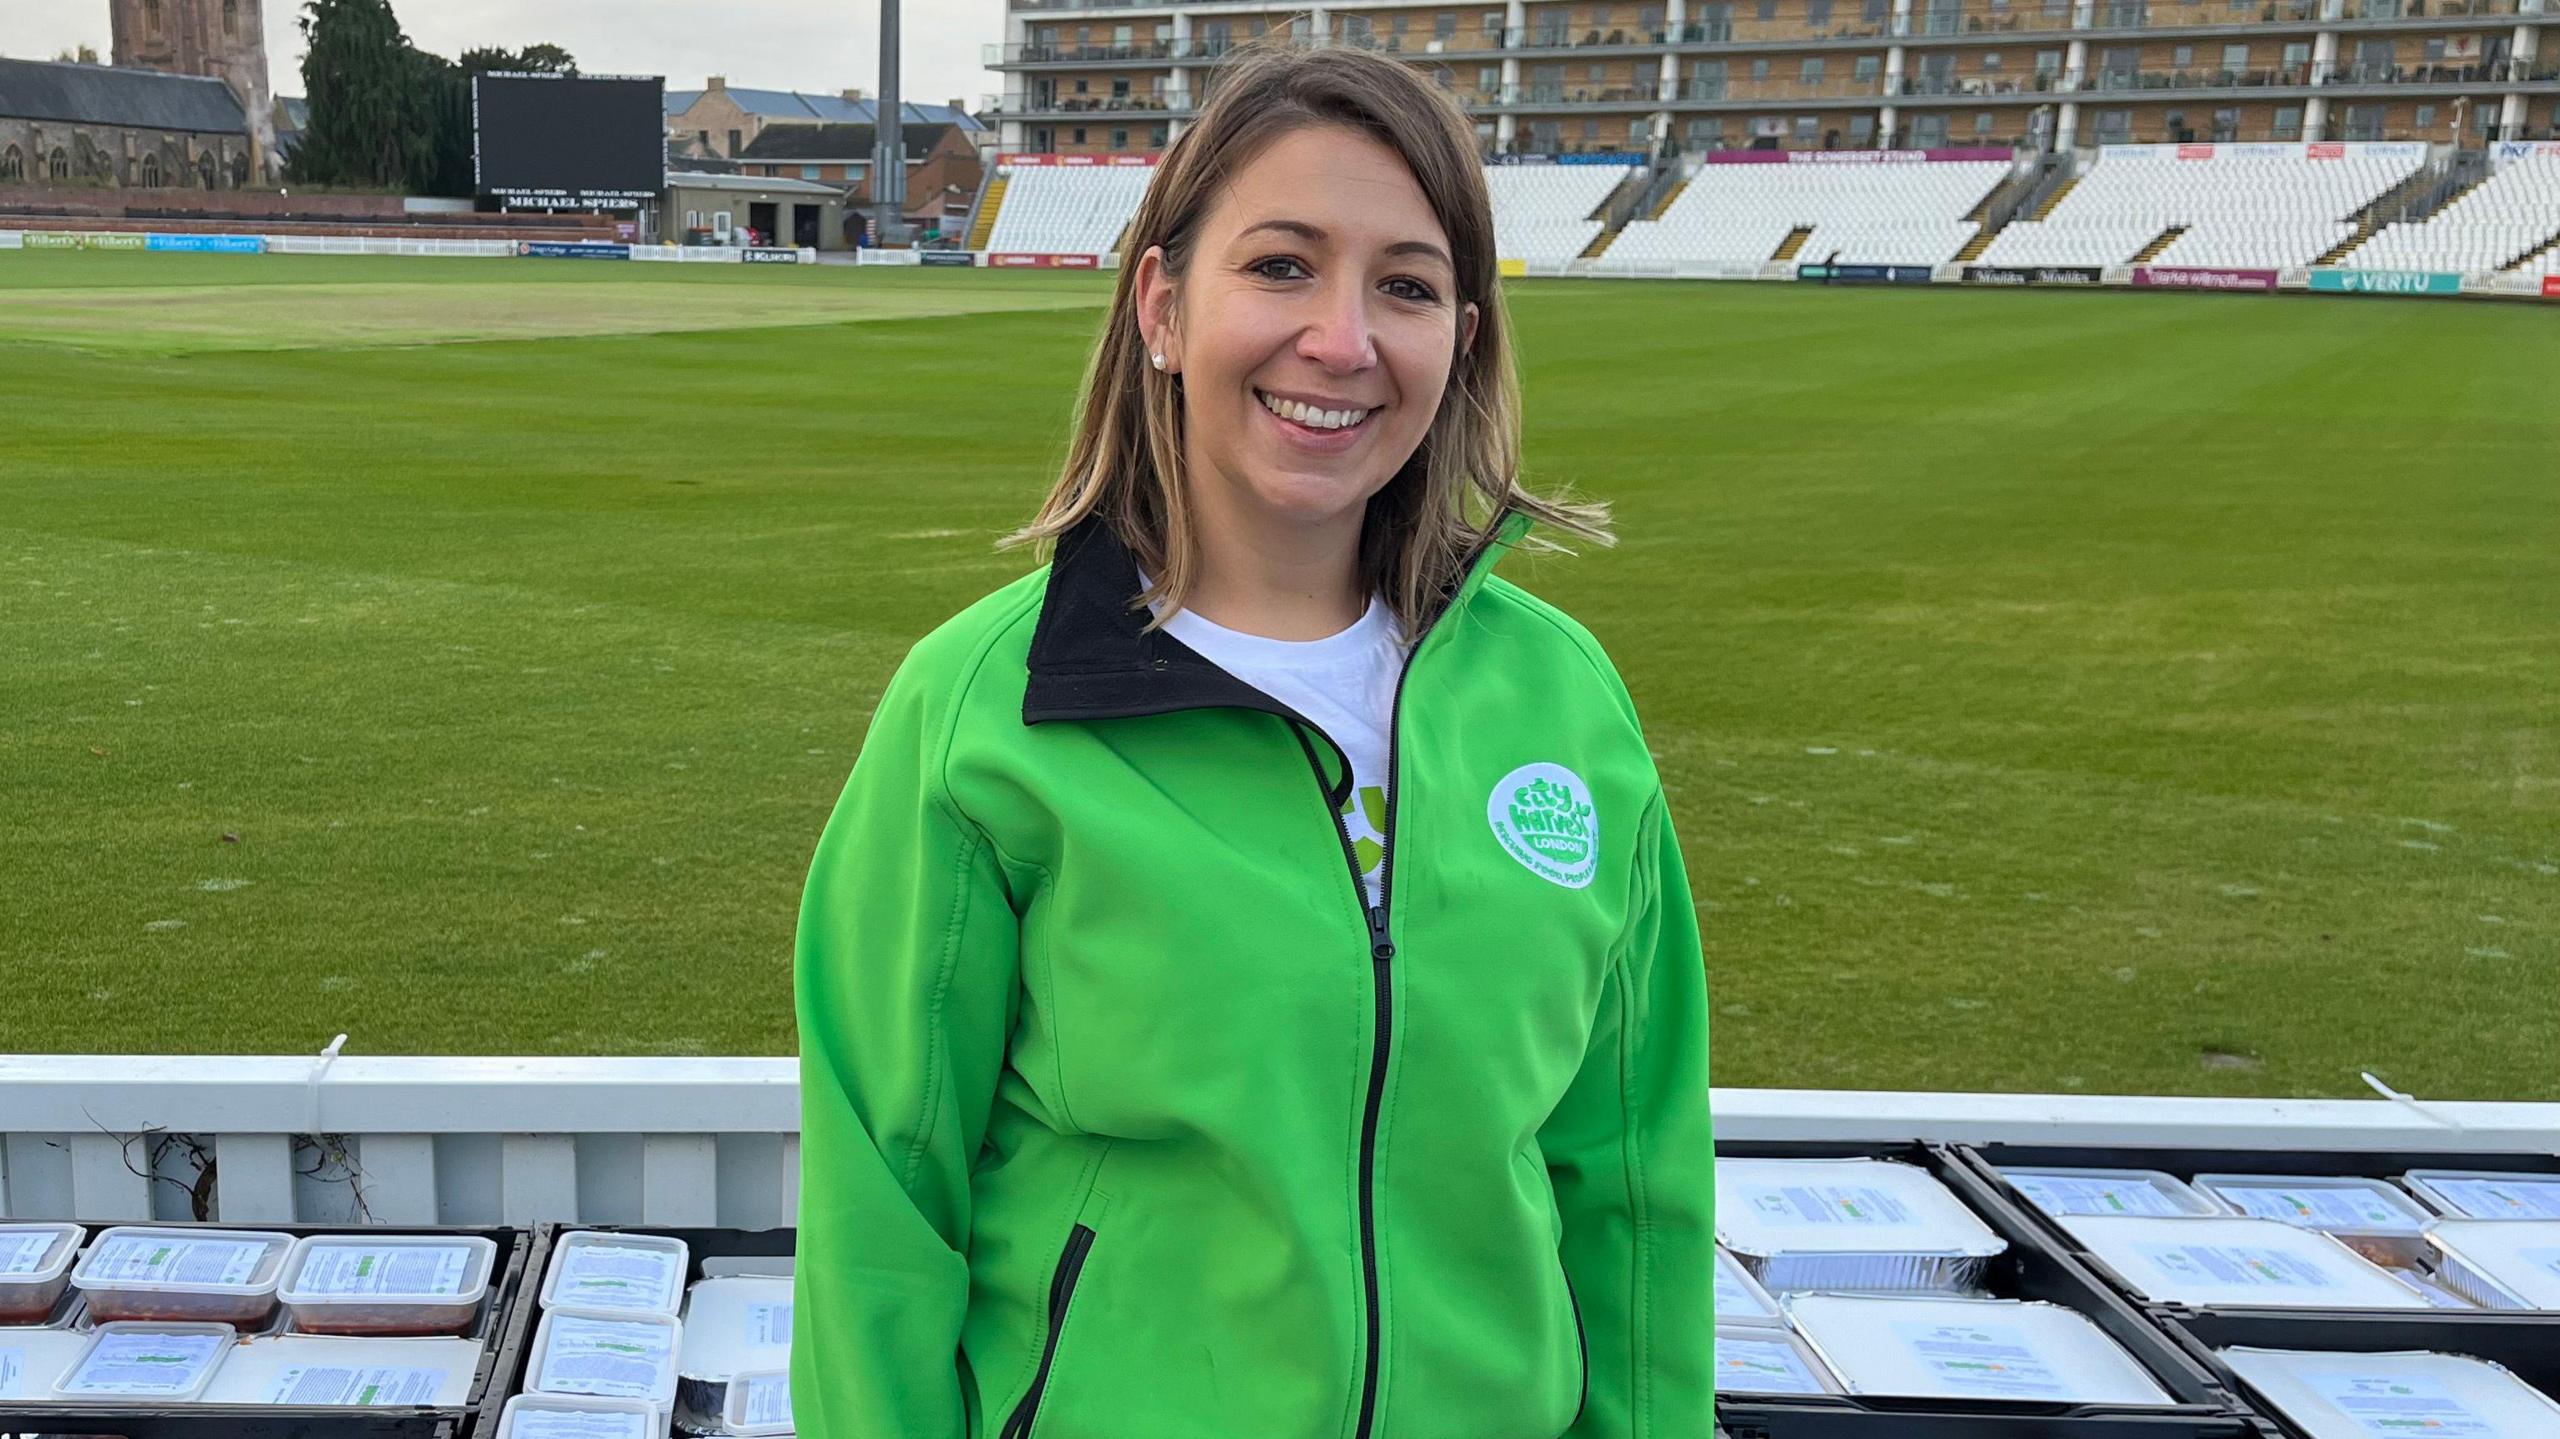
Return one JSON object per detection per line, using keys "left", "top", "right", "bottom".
{"left": 792, "top": 40, "right": 1714, "bottom": 1439}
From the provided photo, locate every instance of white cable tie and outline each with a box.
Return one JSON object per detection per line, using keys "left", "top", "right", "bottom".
{"left": 305, "top": 1033, "right": 349, "bottom": 1135}
{"left": 2361, "top": 1070, "right": 2465, "bottom": 1131}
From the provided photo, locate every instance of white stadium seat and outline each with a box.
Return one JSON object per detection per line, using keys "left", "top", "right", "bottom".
{"left": 985, "top": 163, "right": 1156, "bottom": 257}
{"left": 1484, "top": 162, "right": 1638, "bottom": 265}
{"left": 1606, "top": 157, "right": 2010, "bottom": 266}
{"left": 2346, "top": 150, "right": 2560, "bottom": 277}
{"left": 1977, "top": 142, "right": 2426, "bottom": 270}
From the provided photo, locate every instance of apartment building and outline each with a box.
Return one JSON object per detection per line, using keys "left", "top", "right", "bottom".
{"left": 984, "top": 0, "right": 2558, "bottom": 153}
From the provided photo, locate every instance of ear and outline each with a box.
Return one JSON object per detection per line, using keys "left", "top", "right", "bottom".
{"left": 1135, "top": 243, "right": 1179, "bottom": 372}
{"left": 1456, "top": 299, "right": 1480, "bottom": 368}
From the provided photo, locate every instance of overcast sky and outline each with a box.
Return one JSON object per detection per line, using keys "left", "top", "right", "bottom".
{"left": 1, "top": 0, "right": 1006, "bottom": 110}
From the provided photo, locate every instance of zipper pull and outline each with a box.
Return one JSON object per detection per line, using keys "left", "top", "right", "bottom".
{"left": 1366, "top": 908, "right": 1394, "bottom": 962}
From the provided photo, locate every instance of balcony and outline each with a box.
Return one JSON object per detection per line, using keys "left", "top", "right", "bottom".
{"left": 988, "top": 91, "right": 1187, "bottom": 119}
{"left": 1888, "top": 56, "right": 2559, "bottom": 98}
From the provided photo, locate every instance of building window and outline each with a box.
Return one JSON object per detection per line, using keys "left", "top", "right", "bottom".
{"left": 1111, "top": 127, "right": 1129, "bottom": 149}
{"left": 1685, "top": 115, "right": 1724, "bottom": 146}
{"left": 1802, "top": 57, "right": 1825, "bottom": 84}
{"left": 2036, "top": 49, "right": 2063, "bottom": 75}
{"left": 2212, "top": 106, "right": 2239, "bottom": 138}
{"left": 2475, "top": 104, "right": 2499, "bottom": 137}
{"left": 726, "top": 128, "right": 742, "bottom": 153}
{"left": 1982, "top": 52, "right": 2002, "bottom": 71}
{"left": 2272, "top": 104, "right": 2302, "bottom": 138}
{"left": 2344, "top": 103, "right": 2383, "bottom": 139}
{"left": 143, "top": 0, "right": 162, "bottom": 32}
{"left": 1750, "top": 57, "right": 1770, "bottom": 81}
{"left": 2095, "top": 108, "right": 2131, "bottom": 142}
{"left": 223, "top": 0, "right": 239, "bottom": 35}
{"left": 1071, "top": 126, "right": 1086, "bottom": 144}
{"left": 1850, "top": 113, "right": 1875, "bottom": 142}
{"left": 1437, "top": 10, "right": 1459, "bottom": 39}
{"left": 2173, "top": 45, "right": 2193, "bottom": 67}
{"left": 141, "top": 153, "right": 161, "bottom": 186}
{"left": 1808, "top": 0, "right": 1834, "bottom": 25}
{"left": 801, "top": 164, "right": 820, "bottom": 180}
{"left": 2414, "top": 103, "right": 2435, "bottom": 129}
{"left": 1976, "top": 110, "right": 1995, "bottom": 134}
{"left": 1855, "top": 55, "right": 1880, "bottom": 82}
{"left": 0, "top": 145, "right": 20, "bottom": 181}
{"left": 1073, "top": 78, "right": 1088, "bottom": 93}
{"left": 2220, "top": 43, "right": 2248, "bottom": 73}
{"left": 1480, "top": 64, "right": 1500, "bottom": 92}
{"left": 1152, "top": 123, "right": 1168, "bottom": 146}
{"left": 1794, "top": 114, "right": 1819, "bottom": 140}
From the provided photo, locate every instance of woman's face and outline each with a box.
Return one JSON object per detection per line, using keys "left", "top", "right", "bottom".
{"left": 1138, "top": 124, "right": 1480, "bottom": 536}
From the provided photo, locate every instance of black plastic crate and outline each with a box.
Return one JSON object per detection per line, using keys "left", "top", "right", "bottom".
{"left": 2161, "top": 1314, "right": 2560, "bottom": 1439}
{"left": 1956, "top": 1143, "right": 2560, "bottom": 1344}
{"left": 1714, "top": 1140, "right": 2258, "bottom": 1439}
{"left": 0, "top": 1220, "right": 536, "bottom": 1439}
{"left": 467, "top": 1224, "right": 794, "bottom": 1439}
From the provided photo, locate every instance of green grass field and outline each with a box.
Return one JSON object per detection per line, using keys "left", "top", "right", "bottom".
{"left": 4, "top": 250, "right": 2552, "bottom": 1097}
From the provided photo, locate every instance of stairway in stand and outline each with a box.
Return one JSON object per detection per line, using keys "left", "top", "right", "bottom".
{"left": 966, "top": 174, "right": 1009, "bottom": 250}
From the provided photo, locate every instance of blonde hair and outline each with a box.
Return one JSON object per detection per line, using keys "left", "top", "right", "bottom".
{"left": 1001, "top": 38, "right": 1611, "bottom": 635}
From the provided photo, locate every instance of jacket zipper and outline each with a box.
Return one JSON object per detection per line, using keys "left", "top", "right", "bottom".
{"left": 999, "top": 1222, "right": 1096, "bottom": 1439}
{"left": 1292, "top": 567, "right": 1472, "bottom": 1439}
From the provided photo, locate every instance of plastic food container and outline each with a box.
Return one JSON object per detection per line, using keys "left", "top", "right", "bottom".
{"left": 2192, "top": 1174, "right": 2436, "bottom": 1266}
{"left": 1716, "top": 1158, "right": 2007, "bottom": 1293}
{"left": 540, "top": 1231, "right": 690, "bottom": 1316}
{"left": 496, "top": 1392, "right": 665, "bottom": 1439}
{"left": 723, "top": 1367, "right": 795, "bottom": 1435}
{"left": 68, "top": 1226, "right": 294, "bottom": 1326}
{"left": 1714, "top": 1324, "right": 1840, "bottom": 1395}
{"left": 1713, "top": 1247, "right": 1783, "bottom": 1328}
{"left": 0, "top": 1223, "right": 83, "bottom": 1325}
{"left": 51, "top": 1321, "right": 236, "bottom": 1400}
{"left": 200, "top": 1332, "right": 482, "bottom": 1405}
{"left": 1998, "top": 1168, "right": 2224, "bottom": 1220}
{"left": 2423, "top": 1219, "right": 2560, "bottom": 1310}
{"left": 675, "top": 1274, "right": 793, "bottom": 1433}
{"left": 0, "top": 1326, "right": 93, "bottom": 1399}
{"left": 1786, "top": 1293, "right": 2175, "bottom": 1403}
{"left": 276, "top": 1233, "right": 497, "bottom": 1336}
{"left": 2062, "top": 1216, "right": 2429, "bottom": 1310}
{"left": 2402, "top": 1169, "right": 2560, "bottom": 1221}
{"left": 2220, "top": 1346, "right": 2560, "bottom": 1438}
{"left": 527, "top": 1305, "right": 683, "bottom": 1411}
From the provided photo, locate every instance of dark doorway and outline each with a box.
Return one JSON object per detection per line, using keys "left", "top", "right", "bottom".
{"left": 749, "top": 201, "right": 779, "bottom": 246}
{"left": 793, "top": 204, "right": 820, "bottom": 248}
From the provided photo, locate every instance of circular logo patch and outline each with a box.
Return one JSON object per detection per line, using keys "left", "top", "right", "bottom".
{"left": 1487, "top": 762, "right": 1598, "bottom": 890}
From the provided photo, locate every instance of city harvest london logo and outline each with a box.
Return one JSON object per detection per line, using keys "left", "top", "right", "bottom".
{"left": 1488, "top": 763, "right": 1598, "bottom": 889}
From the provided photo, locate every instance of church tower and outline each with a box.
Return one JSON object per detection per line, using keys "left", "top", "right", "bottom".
{"left": 108, "top": 0, "right": 278, "bottom": 183}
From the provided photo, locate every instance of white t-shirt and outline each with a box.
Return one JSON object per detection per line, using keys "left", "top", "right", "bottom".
{"left": 1145, "top": 582, "right": 1407, "bottom": 907}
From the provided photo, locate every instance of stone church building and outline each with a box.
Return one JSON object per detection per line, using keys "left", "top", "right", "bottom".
{"left": 0, "top": 0, "right": 276, "bottom": 191}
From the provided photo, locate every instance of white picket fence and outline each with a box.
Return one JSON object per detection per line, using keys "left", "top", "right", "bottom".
{"left": 2, "top": 1054, "right": 2553, "bottom": 1229}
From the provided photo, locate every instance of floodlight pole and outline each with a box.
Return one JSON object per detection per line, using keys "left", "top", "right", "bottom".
{"left": 871, "top": 0, "right": 910, "bottom": 247}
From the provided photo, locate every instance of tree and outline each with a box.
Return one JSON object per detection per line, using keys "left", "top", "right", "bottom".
{"left": 290, "top": 0, "right": 574, "bottom": 197}
{"left": 55, "top": 45, "right": 104, "bottom": 64}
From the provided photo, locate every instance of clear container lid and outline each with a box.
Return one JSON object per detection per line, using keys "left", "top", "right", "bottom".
{"left": 69, "top": 1226, "right": 294, "bottom": 1296}
{"left": 1716, "top": 1158, "right": 2006, "bottom": 1260}
{"left": 2220, "top": 1346, "right": 2560, "bottom": 1438}
{"left": 0, "top": 1224, "right": 83, "bottom": 1285}
{"left": 496, "top": 1392, "right": 663, "bottom": 1439}
{"left": 2424, "top": 1219, "right": 2560, "bottom": 1309}
{"left": 1713, "top": 1324, "right": 1841, "bottom": 1395}
{"left": 0, "top": 1327, "right": 92, "bottom": 1399}
{"left": 51, "top": 1321, "right": 237, "bottom": 1400}
{"left": 527, "top": 1305, "right": 683, "bottom": 1408}
{"left": 723, "top": 1366, "right": 796, "bottom": 1435}
{"left": 1713, "top": 1247, "right": 1783, "bottom": 1327}
{"left": 2402, "top": 1169, "right": 2560, "bottom": 1221}
{"left": 200, "top": 1332, "right": 482, "bottom": 1405}
{"left": 539, "top": 1231, "right": 690, "bottom": 1316}
{"left": 1785, "top": 1293, "right": 2174, "bottom": 1404}
{"left": 278, "top": 1234, "right": 497, "bottom": 1308}
{"left": 2063, "top": 1216, "right": 2429, "bottom": 1310}
{"left": 676, "top": 1274, "right": 793, "bottom": 1380}
{"left": 1998, "top": 1167, "right": 2224, "bottom": 1219}
{"left": 2191, "top": 1174, "right": 2434, "bottom": 1238}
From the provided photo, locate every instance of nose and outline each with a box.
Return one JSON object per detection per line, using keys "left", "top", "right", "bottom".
{"left": 1296, "top": 278, "right": 1376, "bottom": 374}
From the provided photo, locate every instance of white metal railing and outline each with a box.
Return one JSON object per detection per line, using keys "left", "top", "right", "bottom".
{"left": 2, "top": 1053, "right": 2554, "bottom": 1228}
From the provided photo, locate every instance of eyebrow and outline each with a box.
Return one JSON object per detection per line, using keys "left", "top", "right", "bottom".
{"left": 1238, "top": 218, "right": 1452, "bottom": 271}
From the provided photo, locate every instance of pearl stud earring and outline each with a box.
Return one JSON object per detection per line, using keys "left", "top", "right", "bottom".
{"left": 1151, "top": 352, "right": 1165, "bottom": 370}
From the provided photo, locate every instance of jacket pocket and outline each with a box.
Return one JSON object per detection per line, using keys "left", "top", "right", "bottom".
{"left": 998, "top": 1221, "right": 1098, "bottom": 1439}
{"left": 1562, "top": 1260, "right": 1589, "bottom": 1429}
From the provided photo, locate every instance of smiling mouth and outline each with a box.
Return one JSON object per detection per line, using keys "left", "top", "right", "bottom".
{"left": 1255, "top": 388, "right": 1377, "bottom": 433}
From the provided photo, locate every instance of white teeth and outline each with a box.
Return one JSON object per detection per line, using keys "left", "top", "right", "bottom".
{"left": 1258, "top": 389, "right": 1371, "bottom": 431}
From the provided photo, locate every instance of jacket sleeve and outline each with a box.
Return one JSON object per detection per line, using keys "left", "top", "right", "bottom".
{"left": 792, "top": 654, "right": 1022, "bottom": 1439}
{"left": 1541, "top": 787, "right": 1717, "bottom": 1437}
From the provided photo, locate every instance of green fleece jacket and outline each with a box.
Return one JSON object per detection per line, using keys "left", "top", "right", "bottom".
{"left": 792, "top": 508, "right": 1714, "bottom": 1439}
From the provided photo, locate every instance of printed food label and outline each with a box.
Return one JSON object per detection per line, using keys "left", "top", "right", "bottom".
{"left": 85, "top": 1234, "right": 269, "bottom": 1287}
{"left": 1753, "top": 1184, "right": 1915, "bottom": 1227}
{"left": 539, "top": 1314, "right": 673, "bottom": 1399}
{"left": 1890, "top": 1321, "right": 2070, "bottom": 1399}
{"left": 1714, "top": 1336, "right": 1828, "bottom": 1394}
{"left": 2012, "top": 1174, "right": 2190, "bottom": 1217}
{"left": 59, "top": 1329, "right": 226, "bottom": 1394}
{"left": 262, "top": 1365, "right": 447, "bottom": 1405}
{"left": 2306, "top": 1370, "right": 2493, "bottom": 1436}
{"left": 2136, "top": 1243, "right": 2340, "bottom": 1291}
{"left": 297, "top": 1244, "right": 474, "bottom": 1298}
{"left": 552, "top": 1244, "right": 681, "bottom": 1311}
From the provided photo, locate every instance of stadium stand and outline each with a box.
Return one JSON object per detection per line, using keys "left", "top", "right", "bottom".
{"left": 1483, "top": 161, "right": 1637, "bottom": 265}
{"left": 1604, "top": 155, "right": 2011, "bottom": 267}
{"left": 2344, "top": 148, "right": 2560, "bottom": 277}
{"left": 981, "top": 160, "right": 1156, "bottom": 256}
{"left": 1976, "top": 142, "right": 2426, "bottom": 270}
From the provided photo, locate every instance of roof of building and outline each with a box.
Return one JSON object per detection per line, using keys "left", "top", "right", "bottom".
{"left": 733, "top": 122, "right": 965, "bottom": 163}
{"left": 664, "top": 171, "right": 846, "bottom": 197}
{"left": 0, "top": 57, "right": 248, "bottom": 134}
{"left": 671, "top": 87, "right": 983, "bottom": 132}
